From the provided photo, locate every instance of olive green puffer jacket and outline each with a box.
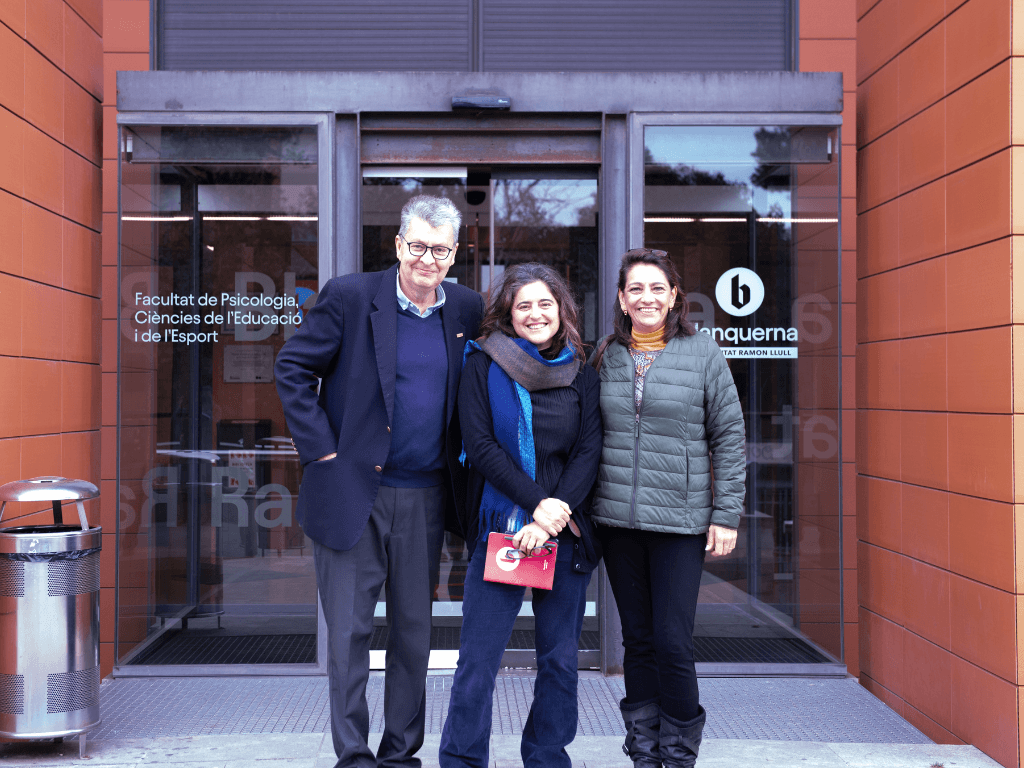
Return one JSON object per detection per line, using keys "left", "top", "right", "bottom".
{"left": 592, "top": 333, "right": 746, "bottom": 533}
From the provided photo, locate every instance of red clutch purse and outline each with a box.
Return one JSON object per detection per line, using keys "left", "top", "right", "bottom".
{"left": 482, "top": 532, "right": 558, "bottom": 590}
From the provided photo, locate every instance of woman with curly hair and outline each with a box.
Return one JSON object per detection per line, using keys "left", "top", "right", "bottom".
{"left": 440, "top": 262, "right": 602, "bottom": 768}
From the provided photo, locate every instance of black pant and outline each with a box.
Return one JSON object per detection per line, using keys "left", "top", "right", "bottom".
{"left": 598, "top": 525, "right": 706, "bottom": 722}
{"left": 314, "top": 485, "right": 445, "bottom": 768}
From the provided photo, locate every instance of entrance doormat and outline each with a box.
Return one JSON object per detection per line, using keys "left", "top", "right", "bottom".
{"left": 128, "top": 630, "right": 830, "bottom": 666}
{"left": 130, "top": 633, "right": 317, "bottom": 665}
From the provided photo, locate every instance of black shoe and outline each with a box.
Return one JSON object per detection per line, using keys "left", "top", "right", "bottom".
{"left": 619, "top": 698, "right": 661, "bottom": 768}
{"left": 658, "top": 707, "right": 706, "bottom": 768}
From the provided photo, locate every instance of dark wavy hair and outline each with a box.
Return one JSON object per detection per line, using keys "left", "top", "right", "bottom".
{"left": 591, "top": 248, "right": 695, "bottom": 370}
{"left": 477, "top": 262, "right": 586, "bottom": 362}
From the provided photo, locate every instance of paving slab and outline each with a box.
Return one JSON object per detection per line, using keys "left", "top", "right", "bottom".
{"left": 0, "top": 734, "right": 327, "bottom": 766}
{"left": 824, "top": 742, "right": 1004, "bottom": 767}
{"left": 86, "top": 675, "right": 928, "bottom": 743}
{"left": 0, "top": 675, "right": 1006, "bottom": 768}
{"left": 0, "top": 735, "right": 1005, "bottom": 768}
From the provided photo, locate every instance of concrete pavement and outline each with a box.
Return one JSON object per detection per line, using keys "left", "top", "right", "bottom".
{"left": 0, "top": 732, "right": 1004, "bottom": 768}
{"left": 0, "top": 674, "right": 1005, "bottom": 768}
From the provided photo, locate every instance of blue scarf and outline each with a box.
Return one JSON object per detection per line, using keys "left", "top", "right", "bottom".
{"left": 462, "top": 334, "right": 579, "bottom": 536}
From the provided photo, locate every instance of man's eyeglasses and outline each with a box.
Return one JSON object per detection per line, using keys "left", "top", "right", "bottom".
{"left": 400, "top": 234, "right": 455, "bottom": 261}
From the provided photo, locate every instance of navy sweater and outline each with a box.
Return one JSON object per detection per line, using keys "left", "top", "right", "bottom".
{"left": 381, "top": 307, "right": 448, "bottom": 487}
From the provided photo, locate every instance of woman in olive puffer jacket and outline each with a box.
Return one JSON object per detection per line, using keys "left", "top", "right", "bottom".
{"left": 591, "top": 249, "right": 746, "bottom": 768}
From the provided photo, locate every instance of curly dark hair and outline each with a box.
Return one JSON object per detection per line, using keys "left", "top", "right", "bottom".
{"left": 477, "top": 262, "right": 586, "bottom": 362}
{"left": 591, "top": 248, "right": 696, "bottom": 370}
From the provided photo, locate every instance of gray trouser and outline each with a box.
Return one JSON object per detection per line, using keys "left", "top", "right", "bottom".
{"left": 314, "top": 485, "right": 446, "bottom": 768}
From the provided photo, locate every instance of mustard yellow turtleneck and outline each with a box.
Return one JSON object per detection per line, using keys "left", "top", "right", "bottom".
{"left": 630, "top": 326, "right": 667, "bottom": 352}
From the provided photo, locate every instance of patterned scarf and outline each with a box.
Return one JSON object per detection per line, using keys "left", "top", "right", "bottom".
{"left": 463, "top": 332, "right": 580, "bottom": 536}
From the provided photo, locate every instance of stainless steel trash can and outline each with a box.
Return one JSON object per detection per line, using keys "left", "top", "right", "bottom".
{"left": 0, "top": 476, "right": 101, "bottom": 758}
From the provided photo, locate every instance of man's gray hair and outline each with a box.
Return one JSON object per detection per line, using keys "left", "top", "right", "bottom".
{"left": 399, "top": 195, "right": 462, "bottom": 243}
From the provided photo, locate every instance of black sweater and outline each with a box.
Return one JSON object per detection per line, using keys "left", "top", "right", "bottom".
{"left": 458, "top": 350, "right": 604, "bottom": 572}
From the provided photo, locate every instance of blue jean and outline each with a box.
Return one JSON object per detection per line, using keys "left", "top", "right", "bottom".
{"left": 439, "top": 541, "right": 591, "bottom": 768}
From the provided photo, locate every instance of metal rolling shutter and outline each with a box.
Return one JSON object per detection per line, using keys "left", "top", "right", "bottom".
{"left": 159, "top": 0, "right": 789, "bottom": 73}
{"left": 482, "top": 0, "right": 790, "bottom": 72}
{"left": 159, "top": 0, "right": 472, "bottom": 71}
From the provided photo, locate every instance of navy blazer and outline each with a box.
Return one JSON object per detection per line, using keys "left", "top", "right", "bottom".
{"left": 274, "top": 264, "right": 485, "bottom": 552}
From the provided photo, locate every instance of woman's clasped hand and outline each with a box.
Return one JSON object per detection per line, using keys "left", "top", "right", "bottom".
{"left": 510, "top": 497, "right": 575, "bottom": 552}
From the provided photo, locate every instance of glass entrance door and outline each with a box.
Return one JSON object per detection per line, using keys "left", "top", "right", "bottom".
{"left": 115, "top": 120, "right": 331, "bottom": 672}
{"left": 639, "top": 122, "right": 843, "bottom": 668}
{"left": 361, "top": 167, "right": 600, "bottom": 668}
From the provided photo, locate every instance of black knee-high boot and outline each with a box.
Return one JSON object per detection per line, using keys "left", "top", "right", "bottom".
{"left": 619, "top": 698, "right": 661, "bottom": 768}
{"left": 658, "top": 706, "right": 706, "bottom": 768}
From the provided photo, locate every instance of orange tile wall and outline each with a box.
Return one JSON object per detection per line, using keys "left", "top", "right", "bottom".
{"left": 0, "top": 0, "right": 105, "bottom": 676}
{"left": 856, "top": 0, "right": 1021, "bottom": 764}
{"left": 799, "top": 0, "right": 860, "bottom": 678}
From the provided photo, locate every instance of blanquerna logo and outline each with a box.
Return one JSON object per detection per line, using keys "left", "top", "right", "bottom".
{"left": 715, "top": 268, "right": 764, "bottom": 317}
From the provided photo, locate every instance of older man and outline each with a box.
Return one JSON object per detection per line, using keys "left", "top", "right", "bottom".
{"left": 275, "top": 195, "right": 484, "bottom": 768}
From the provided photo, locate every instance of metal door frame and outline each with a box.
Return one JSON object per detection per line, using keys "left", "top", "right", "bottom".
{"left": 628, "top": 111, "right": 846, "bottom": 676}
{"left": 356, "top": 148, "right": 604, "bottom": 672}
{"left": 113, "top": 111, "right": 333, "bottom": 677}
{"left": 115, "top": 70, "right": 844, "bottom": 676}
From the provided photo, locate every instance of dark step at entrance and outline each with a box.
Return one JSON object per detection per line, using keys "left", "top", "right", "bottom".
{"left": 129, "top": 630, "right": 829, "bottom": 666}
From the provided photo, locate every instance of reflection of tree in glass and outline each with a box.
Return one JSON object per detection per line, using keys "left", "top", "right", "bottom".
{"left": 749, "top": 128, "right": 792, "bottom": 234}
{"left": 494, "top": 179, "right": 595, "bottom": 260}
{"left": 495, "top": 180, "right": 562, "bottom": 226}
{"left": 493, "top": 178, "right": 598, "bottom": 344}
{"left": 643, "top": 147, "right": 729, "bottom": 187}
{"left": 750, "top": 127, "right": 791, "bottom": 190}
{"left": 277, "top": 130, "right": 317, "bottom": 164}
{"left": 575, "top": 198, "right": 598, "bottom": 227}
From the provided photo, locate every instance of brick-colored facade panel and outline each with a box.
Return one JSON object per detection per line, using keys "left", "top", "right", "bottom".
{"left": 951, "top": 655, "right": 1019, "bottom": 766}
{"left": 903, "top": 630, "right": 953, "bottom": 729}
{"left": 899, "top": 411, "right": 948, "bottom": 488}
{"left": 801, "top": 0, "right": 858, "bottom": 38}
{"left": 21, "top": 201, "right": 63, "bottom": 285}
{"left": 0, "top": 0, "right": 27, "bottom": 36}
{"left": 103, "top": 0, "right": 148, "bottom": 53}
{"left": 856, "top": 0, "right": 899, "bottom": 82}
{"left": 0, "top": 0, "right": 105, "bottom": 680}
{"left": 896, "top": 179, "right": 946, "bottom": 265}
{"left": 897, "top": 21, "right": 945, "bottom": 123}
{"left": 857, "top": 0, "right": 1023, "bottom": 759}
{"left": 27, "top": 0, "right": 65, "bottom": 70}
{"left": 898, "top": 335, "right": 945, "bottom": 410}
{"left": 900, "top": 484, "right": 949, "bottom": 568}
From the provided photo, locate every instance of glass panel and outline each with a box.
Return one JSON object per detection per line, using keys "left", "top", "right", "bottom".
{"left": 361, "top": 168, "right": 600, "bottom": 667}
{"left": 491, "top": 172, "right": 600, "bottom": 662}
{"left": 644, "top": 125, "right": 841, "bottom": 663}
{"left": 492, "top": 174, "right": 600, "bottom": 348}
{"left": 117, "top": 125, "right": 320, "bottom": 666}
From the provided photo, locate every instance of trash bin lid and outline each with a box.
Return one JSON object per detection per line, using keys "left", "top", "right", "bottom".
{"left": 0, "top": 476, "right": 100, "bottom": 502}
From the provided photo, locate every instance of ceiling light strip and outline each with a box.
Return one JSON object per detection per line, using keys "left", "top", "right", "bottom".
{"left": 757, "top": 217, "right": 839, "bottom": 223}
{"left": 643, "top": 216, "right": 840, "bottom": 224}
{"left": 122, "top": 215, "right": 192, "bottom": 222}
